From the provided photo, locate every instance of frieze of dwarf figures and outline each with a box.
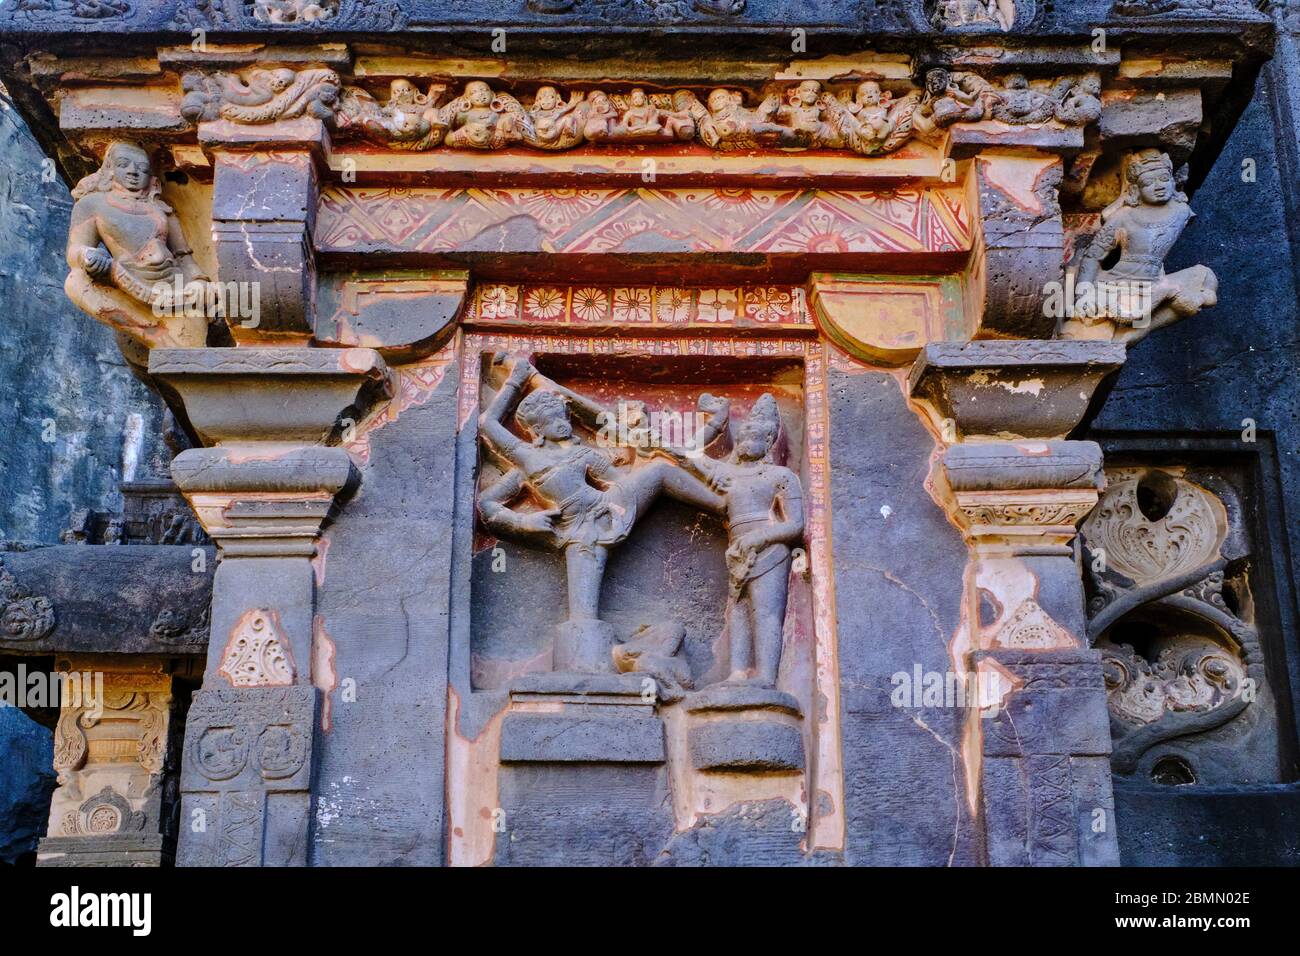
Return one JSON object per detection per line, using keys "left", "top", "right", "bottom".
{"left": 177, "top": 65, "right": 1103, "bottom": 157}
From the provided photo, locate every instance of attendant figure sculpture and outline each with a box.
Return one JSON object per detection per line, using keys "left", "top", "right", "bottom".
{"left": 524, "top": 86, "right": 588, "bottom": 150}
{"left": 65, "top": 141, "right": 213, "bottom": 351}
{"left": 441, "top": 80, "right": 523, "bottom": 149}
{"left": 676, "top": 88, "right": 797, "bottom": 151}
{"left": 671, "top": 394, "right": 804, "bottom": 688}
{"left": 1071, "top": 149, "right": 1217, "bottom": 343}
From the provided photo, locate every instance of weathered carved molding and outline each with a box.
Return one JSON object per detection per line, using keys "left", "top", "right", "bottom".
{"left": 0, "top": 545, "right": 212, "bottom": 656}
{"left": 908, "top": 341, "right": 1127, "bottom": 440}
{"left": 5, "top": 0, "right": 131, "bottom": 22}
{"left": 178, "top": 685, "right": 318, "bottom": 866}
{"left": 168, "top": 0, "right": 407, "bottom": 31}
{"left": 1113, "top": 0, "right": 1260, "bottom": 17}
{"left": 0, "top": 555, "right": 56, "bottom": 642}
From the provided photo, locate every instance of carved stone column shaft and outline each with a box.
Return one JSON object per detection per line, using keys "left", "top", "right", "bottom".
{"left": 150, "top": 346, "right": 388, "bottom": 866}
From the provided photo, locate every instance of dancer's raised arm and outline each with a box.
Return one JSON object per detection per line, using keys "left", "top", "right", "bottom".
{"left": 478, "top": 357, "right": 536, "bottom": 460}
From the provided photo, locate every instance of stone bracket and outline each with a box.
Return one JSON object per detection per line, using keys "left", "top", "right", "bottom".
{"left": 910, "top": 341, "right": 1126, "bottom": 441}
{"left": 211, "top": 149, "right": 322, "bottom": 340}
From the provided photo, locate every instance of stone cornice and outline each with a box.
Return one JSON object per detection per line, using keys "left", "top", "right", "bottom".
{"left": 6, "top": 42, "right": 1255, "bottom": 190}
{"left": 0, "top": 0, "right": 1273, "bottom": 42}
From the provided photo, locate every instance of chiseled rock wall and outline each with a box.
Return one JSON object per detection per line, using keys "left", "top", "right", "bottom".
{"left": 0, "top": 96, "right": 166, "bottom": 546}
{"left": 0, "top": 707, "right": 54, "bottom": 865}
{"left": 0, "top": 101, "right": 165, "bottom": 862}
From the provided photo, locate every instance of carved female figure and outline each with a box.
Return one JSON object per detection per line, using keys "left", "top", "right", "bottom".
{"left": 65, "top": 141, "right": 211, "bottom": 350}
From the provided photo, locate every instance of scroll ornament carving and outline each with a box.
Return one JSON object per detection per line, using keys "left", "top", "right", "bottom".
{"left": 1080, "top": 476, "right": 1224, "bottom": 587}
{"left": 958, "top": 499, "right": 1097, "bottom": 528}
{"left": 995, "top": 599, "right": 1073, "bottom": 649}
{"left": 1101, "top": 631, "right": 1247, "bottom": 726}
{"left": 52, "top": 706, "right": 88, "bottom": 781}
{"left": 53, "top": 690, "right": 169, "bottom": 784}
{"left": 219, "top": 609, "right": 295, "bottom": 687}
{"left": 186, "top": 67, "right": 1102, "bottom": 158}
{"left": 0, "top": 556, "right": 55, "bottom": 642}
{"left": 181, "top": 67, "right": 341, "bottom": 125}
{"left": 1083, "top": 472, "right": 1265, "bottom": 774}
{"left": 61, "top": 787, "right": 147, "bottom": 836}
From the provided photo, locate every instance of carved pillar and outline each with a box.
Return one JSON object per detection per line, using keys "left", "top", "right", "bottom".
{"left": 211, "top": 147, "right": 320, "bottom": 341}
{"left": 911, "top": 341, "right": 1126, "bottom": 865}
{"left": 190, "top": 91, "right": 334, "bottom": 341}
{"left": 944, "top": 442, "right": 1120, "bottom": 866}
{"left": 37, "top": 657, "right": 182, "bottom": 867}
{"left": 974, "top": 152, "right": 1067, "bottom": 340}
{"left": 150, "top": 347, "right": 389, "bottom": 866}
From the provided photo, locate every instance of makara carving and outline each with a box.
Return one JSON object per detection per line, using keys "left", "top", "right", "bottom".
{"left": 181, "top": 67, "right": 341, "bottom": 125}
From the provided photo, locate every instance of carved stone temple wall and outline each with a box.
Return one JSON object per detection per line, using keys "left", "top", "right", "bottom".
{"left": 1, "top": 0, "right": 1298, "bottom": 866}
